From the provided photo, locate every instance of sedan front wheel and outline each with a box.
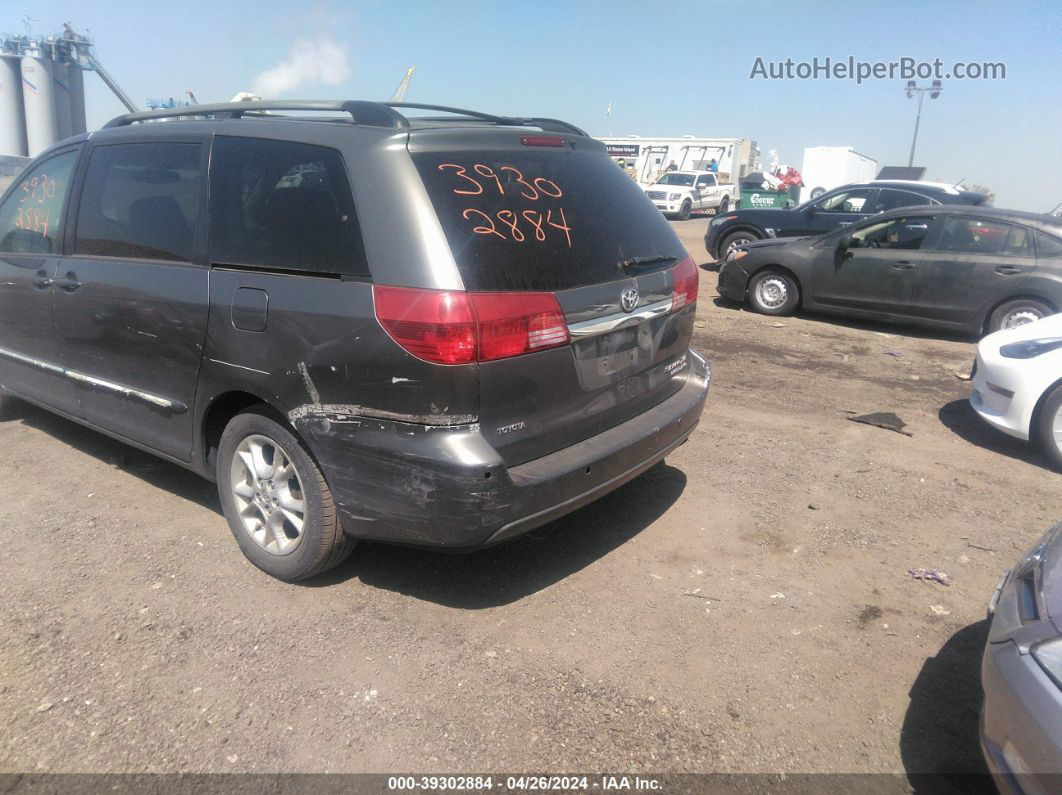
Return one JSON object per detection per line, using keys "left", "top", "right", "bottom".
{"left": 748, "top": 269, "right": 800, "bottom": 316}
{"left": 719, "top": 230, "right": 760, "bottom": 260}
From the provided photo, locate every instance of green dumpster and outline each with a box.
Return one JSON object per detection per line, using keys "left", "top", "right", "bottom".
{"left": 738, "top": 190, "right": 795, "bottom": 210}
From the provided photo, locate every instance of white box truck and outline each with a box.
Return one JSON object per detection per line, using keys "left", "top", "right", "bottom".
{"left": 800, "top": 146, "right": 877, "bottom": 199}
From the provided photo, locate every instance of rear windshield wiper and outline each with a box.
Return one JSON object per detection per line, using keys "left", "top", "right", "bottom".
{"left": 617, "top": 255, "right": 677, "bottom": 274}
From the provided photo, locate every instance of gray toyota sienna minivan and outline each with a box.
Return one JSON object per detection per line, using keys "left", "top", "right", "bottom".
{"left": 0, "top": 101, "right": 710, "bottom": 580}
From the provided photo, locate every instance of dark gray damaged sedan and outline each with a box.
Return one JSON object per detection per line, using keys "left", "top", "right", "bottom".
{"left": 716, "top": 205, "right": 1062, "bottom": 335}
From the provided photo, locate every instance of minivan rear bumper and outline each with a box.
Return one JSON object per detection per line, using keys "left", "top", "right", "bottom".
{"left": 298, "top": 351, "right": 710, "bottom": 549}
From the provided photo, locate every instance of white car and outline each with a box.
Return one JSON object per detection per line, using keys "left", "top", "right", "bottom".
{"left": 971, "top": 312, "right": 1062, "bottom": 469}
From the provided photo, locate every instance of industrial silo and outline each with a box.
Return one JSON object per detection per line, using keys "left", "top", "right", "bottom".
{"left": 20, "top": 55, "right": 58, "bottom": 157}
{"left": 0, "top": 55, "right": 27, "bottom": 157}
{"left": 69, "top": 63, "right": 86, "bottom": 135}
{"left": 53, "top": 61, "right": 74, "bottom": 141}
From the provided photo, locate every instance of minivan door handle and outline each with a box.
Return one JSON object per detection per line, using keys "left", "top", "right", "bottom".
{"left": 994, "top": 265, "right": 1023, "bottom": 275}
{"left": 55, "top": 273, "right": 82, "bottom": 292}
{"left": 892, "top": 261, "right": 916, "bottom": 270}
{"left": 32, "top": 270, "right": 53, "bottom": 289}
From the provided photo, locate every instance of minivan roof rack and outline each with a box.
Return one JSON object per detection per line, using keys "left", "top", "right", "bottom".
{"left": 102, "top": 100, "right": 589, "bottom": 137}
{"left": 385, "top": 103, "right": 588, "bottom": 136}
{"left": 102, "top": 100, "right": 411, "bottom": 129}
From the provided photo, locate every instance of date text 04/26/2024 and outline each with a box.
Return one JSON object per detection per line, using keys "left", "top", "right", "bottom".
{"left": 387, "top": 775, "right": 663, "bottom": 791}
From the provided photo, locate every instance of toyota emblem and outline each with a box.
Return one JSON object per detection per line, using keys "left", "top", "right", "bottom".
{"left": 620, "top": 288, "right": 639, "bottom": 313}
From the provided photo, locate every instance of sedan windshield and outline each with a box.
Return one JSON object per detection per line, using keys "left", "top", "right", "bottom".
{"left": 655, "top": 173, "right": 695, "bottom": 186}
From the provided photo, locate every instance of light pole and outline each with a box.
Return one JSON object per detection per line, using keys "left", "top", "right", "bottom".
{"left": 905, "top": 79, "right": 942, "bottom": 167}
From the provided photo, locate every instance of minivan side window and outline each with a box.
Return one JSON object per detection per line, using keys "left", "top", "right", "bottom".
{"left": 74, "top": 142, "right": 203, "bottom": 263}
{"left": 209, "top": 137, "right": 369, "bottom": 277}
{"left": 0, "top": 149, "right": 79, "bottom": 254}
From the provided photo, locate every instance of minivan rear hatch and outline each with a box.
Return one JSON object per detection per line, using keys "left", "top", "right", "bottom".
{"left": 409, "top": 129, "right": 697, "bottom": 466}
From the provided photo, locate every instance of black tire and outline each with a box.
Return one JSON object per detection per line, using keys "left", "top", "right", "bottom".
{"left": 718, "top": 229, "right": 761, "bottom": 260}
{"left": 987, "top": 298, "right": 1053, "bottom": 334}
{"left": 217, "top": 408, "right": 354, "bottom": 581}
{"left": 676, "top": 200, "right": 692, "bottom": 221}
{"left": 717, "top": 196, "right": 729, "bottom": 215}
{"left": 748, "top": 269, "right": 800, "bottom": 316}
{"left": 0, "top": 391, "right": 10, "bottom": 420}
{"left": 1034, "top": 384, "right": 1062, "bottom": 471}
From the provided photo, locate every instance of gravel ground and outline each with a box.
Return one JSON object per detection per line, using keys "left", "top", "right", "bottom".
{"left": 0, "top": 219, "right": 1058, "bottom": 778}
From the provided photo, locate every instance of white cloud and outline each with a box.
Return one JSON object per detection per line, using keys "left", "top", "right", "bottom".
{"left": 252, "top": 37, "right": 351, "bottom": 98}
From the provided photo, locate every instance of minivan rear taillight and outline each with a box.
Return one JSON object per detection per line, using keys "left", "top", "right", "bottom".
{"left": 373, "top": 286, "right": 477, "bottom": 364}
{"left": 670, "top": 254, "right": 699, "bottom": 312}
{"left": 471, "top": 292, "right": 569, "bottom": 361}
{"left": 373, "top": 285, "right": 570, "bottom": 365}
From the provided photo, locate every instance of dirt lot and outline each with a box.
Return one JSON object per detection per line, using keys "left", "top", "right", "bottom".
{"left": 1, "top": 218, "right": 1059, "bottom": 779}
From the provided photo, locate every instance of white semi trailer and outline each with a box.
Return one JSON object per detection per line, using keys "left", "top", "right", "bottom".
{"left": 800, "top": 146, "right": 877, "bottom": 199}
{"left": 597, "top": 136, "right": 760, "bottom": 188}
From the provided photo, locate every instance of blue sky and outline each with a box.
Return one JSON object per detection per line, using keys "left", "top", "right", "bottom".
{"left": 10, "top": 0, "right": 1061, "bottom": 210}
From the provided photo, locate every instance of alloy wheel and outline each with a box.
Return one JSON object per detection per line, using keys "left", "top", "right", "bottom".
{"left": 230, "top": 434, "right": 307, "bottom": 556}
{"left": 726, "top": 236, "right": 753, "bottom": 256}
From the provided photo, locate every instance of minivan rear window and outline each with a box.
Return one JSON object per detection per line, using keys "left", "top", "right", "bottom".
{"left": 209, "top": 137, "right": 369, "bottom": 277}
{"left": 413, "top": 149, "right": 686, "bottom": 291}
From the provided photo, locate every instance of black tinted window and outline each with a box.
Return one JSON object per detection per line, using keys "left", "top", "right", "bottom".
{"left": 817, "top": 188, "right": 875, "bottom": 214}
{"left": 75, "top": 142, "right": 201, "bottom": 262}
{"left": 935, "top": 217, "right": 1031, "bottom": 256}
{"left": 209, "top": 137, "right": 368, "bottom": 276}
{"left": 1036, "top": 231, "right": 1062, "bottom": 258}
{"left": 872, "top": 189, "right": 934, "bottom": 213}
{"left": 0, "top": 149, "right": 79, "bottom": 254}
{"left": 413, "top": 150, "right": 686, "bottom": 291}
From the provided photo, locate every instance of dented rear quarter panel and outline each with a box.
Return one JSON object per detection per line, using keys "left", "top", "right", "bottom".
{"left": 193, "top": 120, "right": 483, "bottom": 478}
{"left": 195, "top": 268, "right": 479, "bottom": 473}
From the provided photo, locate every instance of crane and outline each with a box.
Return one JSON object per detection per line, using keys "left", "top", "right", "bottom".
{"left": 389, "top": 67, "right": 414, "bottom": 103}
